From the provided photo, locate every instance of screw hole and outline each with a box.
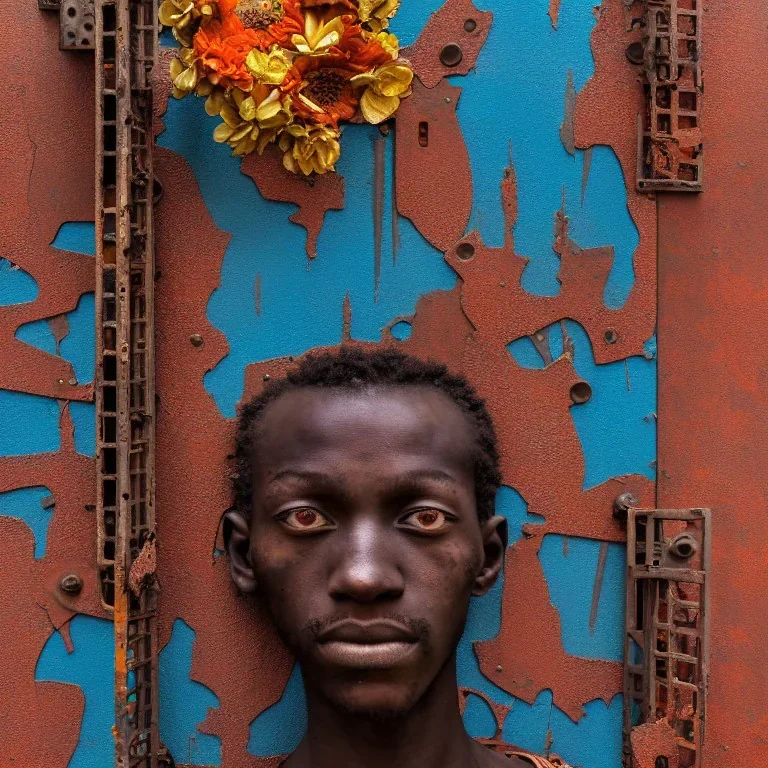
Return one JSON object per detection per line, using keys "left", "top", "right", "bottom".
{"left": 84, "top": 21, "right": 93, "bottom": 30}
{"left": 464, "top": 18, "right": 477, "bottom": 32}
{"left": 604, "top": 329, "right": 618, "bottom": 344}
{"left": 456, "top": 242, "right": 475, "bottom": 261}
{"left": 418, "top": 121, "right": 429, "bottom": 148}
{"left": 569, "top": 381, "right": 592, "bottom": 405}
{"left": 655, "top": 757, "right": 669, "bottom": 768}
{"left": 66, "top": 5, "right": 76, "bottom": 16}
{"left": 439, "top": 43, "right": 463, "bottom": 68}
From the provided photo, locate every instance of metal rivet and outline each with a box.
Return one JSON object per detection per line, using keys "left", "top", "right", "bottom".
{"left": 69, "top": 378, "right": 78, "bottom": 386}
{"left": 604, "top": 329, "right": 618, "bottom": 344}
{"left": 379, "top": 123, "right": 390, "bottom": 136}
{"left": 58, "top": 378, "right": 65, "bottom": 384}
{"left": 464, "top": 18, "right": 477, "bottom": 32}
{"left": 60, "top": 574, "right": 83, "bottom": 595}
{"left": 263, "top": 374, "right": 271, "bottom": 382}
{"left": 439, "top": 43, "right": 463, "bottom": 68}
{"left": 190, "top": 334, "right": 204, "bottom": 347}
{"left": 496, "top": 665, "right": 503, "bottom": 672}
{"left": 456, "top": 242, "right": 475, "bottom": 261}
{"left": 569, "top": 381, "right": 592, "bottom": 405}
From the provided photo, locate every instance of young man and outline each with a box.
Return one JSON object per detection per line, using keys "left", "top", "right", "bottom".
{"left": 224, "top": 347, "right": 570, "bottom": 768}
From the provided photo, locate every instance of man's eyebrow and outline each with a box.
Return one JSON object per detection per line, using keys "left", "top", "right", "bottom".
{"left": 396, "top": 469, "right": 459, "bottom": 485}
{"left": 267, "top": 469, "right": 338, "bottom": 485}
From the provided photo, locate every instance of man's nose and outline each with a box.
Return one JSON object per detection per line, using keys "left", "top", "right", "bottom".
{"left": 328, "top": 520, "right": 404, "bottom": 603}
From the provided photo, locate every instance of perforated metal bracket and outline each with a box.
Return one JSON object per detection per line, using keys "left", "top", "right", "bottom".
{"left": 38, "top": 0, "right": 96, "bottom": 51}
{"left": 622, "top": 506, "right": 711, "bottom": 768}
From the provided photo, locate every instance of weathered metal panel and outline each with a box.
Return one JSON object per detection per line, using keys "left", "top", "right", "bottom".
{"left": 657, "top": 0, "right": 768, "bottom": 763}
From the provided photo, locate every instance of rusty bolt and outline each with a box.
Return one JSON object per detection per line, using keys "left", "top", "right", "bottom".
{"left": 190, "top": 334, "right": 204, "bottom": 347}
{"left": 613, "top": 492, "right": 638, "bottom": 520}
{"left": 263, "top": 374, "right": 271, "bottom": 382}
{"left": 625, "top": 41, "right": 645, "bottom": 65}
{"left": 439, "top": 43, "right": 463, "bottom": 68}
{"left": 569, "top": 381, "right": 592, "bottom": 405}
{"left": 604, "top": 329, "right": 618, "bottom": 344}
{"left": 60, "top": 574, "right": 83, "bottom": 595}
{"left": 669, "top": 532, "right": 698, "bottom": 560}
{"left": 456, "top": 242, "right": 475, "bottom": 261}
{"left": 69, "top": 378, "right": 78, "bottom": 386}
{"left": 496, "top": 665, "right": 503, "bottom": 673}
{"left": 58, "top": 378, "right": 65, "bottom": 385}
{"left": 379, "top": 123, "right": 390, "bottom": 137}
{"left": 464, "top": 18, "right": 477, "bottom": 32}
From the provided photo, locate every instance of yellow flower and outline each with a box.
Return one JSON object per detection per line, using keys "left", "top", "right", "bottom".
{"left": 368, "top": 30, "right": 399, "bottom": 59}
{"left": 351, "top": 60, "right": 412, "bottom": 124}
{"left": 158, "top": 0, "right": 215, "bottom": 46}
{"left": 170, "top": 53, "right": 214, "bottom": 98}
{"left": 279, "top": 124, "right": 341, "bottom": 175}
{"left": 245, "top": 45, "right": 292, "bottom": 86}
{"left": 211, "top": 87, "right": 292, "bottom": 155}
{"left": 291, "top": 9, "right": 345, "bottom": 54}
{"left": 357, "top": 0, "right": 400, "bottom": 32}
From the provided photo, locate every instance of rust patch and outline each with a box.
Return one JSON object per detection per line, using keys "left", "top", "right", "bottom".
{"left": 573, "top": 0, "right": 656, "bottom": 355}
{"left": 128, "top": 534, "right": 157, "bottom": 598}
{"left": 630, "top": 719, "right": 679, "bottom": 768}
{"left": 402, "top": 0, "right": 493, "bottom": 88}
{"left": 395, "top": 79, "right": 473, "bottom": 252}
{"left": 548, "top": 0, "right": 561, "bottom": 30}
{"left": 241, "top": 148, "right": 345, "bottom": 260}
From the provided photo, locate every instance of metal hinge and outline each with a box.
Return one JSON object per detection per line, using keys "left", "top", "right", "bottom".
{"left": 614, "top": 496, "right": 710, "bottom": 768}
{"left": 38, "top": 0, "right": 95, "bottom": 51}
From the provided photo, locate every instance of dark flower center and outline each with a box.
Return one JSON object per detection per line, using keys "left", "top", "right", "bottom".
{"left": 235, "top": 0, "right": 284, "bottom": 29}
{"left": 304, "top": 69, "right": 348, "bottom": 107}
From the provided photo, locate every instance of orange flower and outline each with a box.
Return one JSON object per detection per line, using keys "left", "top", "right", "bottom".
{"left": 283, "top": 55, "right": 359, "bottom": 127}
{"left": 217, "top": 0, "right": 303, "bottom": 47}
{"left": 194, "top": 19, "right": 263, "bottom": 89}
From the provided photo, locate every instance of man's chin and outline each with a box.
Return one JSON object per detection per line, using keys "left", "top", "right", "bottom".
{"left": 319, "top": 679, "right": 425, "bottom": 721}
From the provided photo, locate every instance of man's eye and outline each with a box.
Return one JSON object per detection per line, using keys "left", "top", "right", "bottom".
{"left": 280, "top": 508, "right": 332, "bottom": 531}
{"left": 402, "top": 509, "right": 448, "bottom": 531}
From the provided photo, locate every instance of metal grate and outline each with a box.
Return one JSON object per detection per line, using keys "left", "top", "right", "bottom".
{"left": 637, "top": 0, "right": 703, "bottom": 191}
{"left": 95, "top": 0, "right": 159, "bottom": 763}
{"left": 624, "top": 508, "right": 710, "bottom": 768}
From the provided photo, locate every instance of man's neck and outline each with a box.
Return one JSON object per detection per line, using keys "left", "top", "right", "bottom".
{"left": 287, "top": 658, "right": 483, "bottom": 768}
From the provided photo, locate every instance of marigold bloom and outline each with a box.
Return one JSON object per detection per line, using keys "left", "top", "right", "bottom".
{"left": 351, "top": 59, "right": 412, "bottom": 124}
{"left": 280, "top": 123, "right": 342, "bottom": 175}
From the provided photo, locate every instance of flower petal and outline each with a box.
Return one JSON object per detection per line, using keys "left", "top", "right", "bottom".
{"left": 360, "top": 89, "right": 400, "bottom": 124}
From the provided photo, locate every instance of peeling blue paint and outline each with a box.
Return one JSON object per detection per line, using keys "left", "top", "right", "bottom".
{"left": 160, "top": 619, "right": 222, "bottom": 766}
{"left": 0, "top": 486, "right": 54, "bottom": 558}
{"left": 0, "top": 259, "right": 38, "bottom": 305}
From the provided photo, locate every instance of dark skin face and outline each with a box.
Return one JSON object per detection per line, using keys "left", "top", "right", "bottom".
{"left": 226, "top": 385, "right": 523, "bottom": 768}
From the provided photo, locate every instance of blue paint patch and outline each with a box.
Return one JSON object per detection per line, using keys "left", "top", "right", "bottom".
{"left": 503, "top": 690, "right": 624, "bottom": 768}
{"left": 509, "top": 320, "right": 655, "bottom": 489}
{"left": 15, "top": 293, "right": 96, "bottom": 385}
{"left": 0, "top": 391, "right": 60, "bottom": 456}
{"left": 159, "top": 94, "right": 454, "bottom": 417}
{"left": 70, "top": 402, "right": 96, "bottom": 457}
{"left": 160, "top": 619, "right": 222, "bottom": 766}
{"left": 35, "top": 615, "right": 114, "bottom": 768}
{"left": 0, "top": 259, "right": 38, "bottom": 305}
{"left": 0, "top": 486, "right": 54, "bottom": 558}
{"left": 249, "top": 662, "right": 307, "bottom": 757}
{"left": 51, "top": 222, "right": 96, "bottom": 256}
{"left": 463, "top": 693, "right": 498, "bottom": 739}
{"left": 539, "top": 535, "right": 625, "bottom": 661}
{"left": 390, "top": 320, "right": 413, "bottom": 340}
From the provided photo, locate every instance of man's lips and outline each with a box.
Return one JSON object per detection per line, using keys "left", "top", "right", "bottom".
{"left": 315, "top": 620, "right": 420, "bottom": 669}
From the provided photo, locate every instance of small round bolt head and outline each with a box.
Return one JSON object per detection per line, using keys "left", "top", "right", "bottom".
{"left": 60, "top": 574, "right": 83, "bottom": 594}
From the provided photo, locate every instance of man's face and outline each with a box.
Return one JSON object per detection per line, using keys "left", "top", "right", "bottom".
{"left": 230, "top": 385, "right": 504, "bottom": 717}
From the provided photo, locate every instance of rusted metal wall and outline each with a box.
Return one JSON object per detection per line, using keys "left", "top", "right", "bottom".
{"left": 657, "top": 0, "right": 768, "bottom": 762}
{"left": 0, "top": 1, "right": 669, "bottom": 766}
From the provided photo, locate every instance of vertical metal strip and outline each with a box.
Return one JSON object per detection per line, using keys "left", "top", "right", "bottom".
{"left": 96, "top": 0, "right": 159, "bottom": 764}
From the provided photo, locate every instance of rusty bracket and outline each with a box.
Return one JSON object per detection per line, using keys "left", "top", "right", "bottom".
{"left": 622, "top": 506, "right": 711, "bottom": 768}
{"left": 38, "top": 0, "right": 96, "bottom": 51}
{"left": 633, "top": 0, "right": 703, "bottom": 192}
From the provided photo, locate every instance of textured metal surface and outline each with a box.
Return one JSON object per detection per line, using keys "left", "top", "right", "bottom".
{"left": 95, "top": 0, "right": 160, "bottom": 761}
{"left": 0, "top": 0, "right": 106, "bottom": 762}
{"left": 657, "top": 0, "right": 768, "bottom": 763}
{"left": 623, "top": 507, "right": 710, "bottom": 768}
{"left": 636, "top": 0, "right": 703, "bottom": 192}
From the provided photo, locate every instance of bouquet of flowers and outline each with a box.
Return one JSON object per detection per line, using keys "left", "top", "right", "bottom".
{"left": 159, "top": 0, "right": 414, "bottom": 174}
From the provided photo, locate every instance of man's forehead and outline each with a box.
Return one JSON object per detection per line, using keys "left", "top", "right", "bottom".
{"left": 253, "top": 385, "right": 476, "bottom": 465}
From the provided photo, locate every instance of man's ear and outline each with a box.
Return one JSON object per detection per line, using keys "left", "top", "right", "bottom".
{"left": 223, "top": 509, "right": 258, "bottom": 594}
{"left": 473, "top": 515, "right": 507, "bottom": 596}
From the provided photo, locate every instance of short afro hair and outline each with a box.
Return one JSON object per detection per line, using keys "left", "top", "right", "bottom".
{"left": 233, "top": 346, "right": 502, "bottom": 522}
